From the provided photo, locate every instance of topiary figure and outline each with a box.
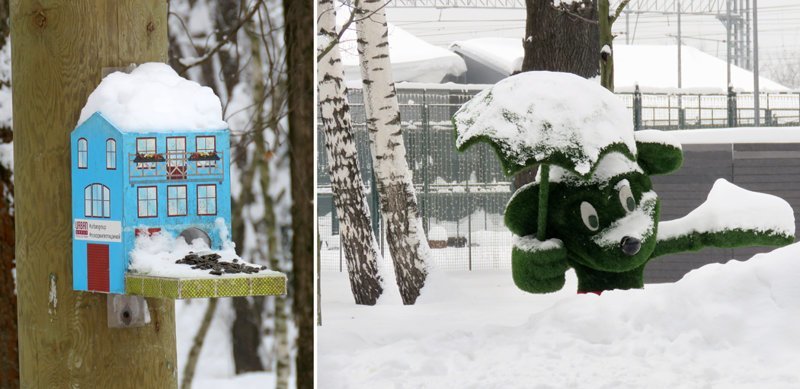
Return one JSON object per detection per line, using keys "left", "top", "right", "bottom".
{"left": 454, "top": 71, "right": 795, "bottom": 294}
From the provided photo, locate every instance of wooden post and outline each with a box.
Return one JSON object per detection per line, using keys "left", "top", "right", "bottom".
{"left": 11, "top": 1, "right": 177, "bottom": 387}
{"left": 284, "top": 0, "right": 314, "bottom": 386}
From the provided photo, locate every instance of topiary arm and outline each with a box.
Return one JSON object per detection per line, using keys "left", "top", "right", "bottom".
{"left": 512, "top": 236, "right": 569, "bottom": 293}
{"left": 652, "top": 179, "right": 795, "bottom": 258}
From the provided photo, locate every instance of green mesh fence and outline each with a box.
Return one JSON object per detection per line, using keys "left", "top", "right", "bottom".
{"left": 318, "top": 86, "right": 800, "bottom": 273}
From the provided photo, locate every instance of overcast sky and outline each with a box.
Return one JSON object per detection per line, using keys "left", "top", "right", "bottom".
{"left": 385, "top": 0, "right": 800, "bottom": 84}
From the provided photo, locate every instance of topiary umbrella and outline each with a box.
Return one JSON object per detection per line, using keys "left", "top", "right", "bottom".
{"left": 453, "top": 71, "right": 638, "bottom": 240}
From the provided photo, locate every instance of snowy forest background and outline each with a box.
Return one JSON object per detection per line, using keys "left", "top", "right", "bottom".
{"left": 0, "top": 0, "right": 310, "bottom": 387}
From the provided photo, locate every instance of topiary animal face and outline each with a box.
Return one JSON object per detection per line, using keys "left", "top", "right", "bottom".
{"left": 547, "top": 172, "right": 660, "bottom": 273}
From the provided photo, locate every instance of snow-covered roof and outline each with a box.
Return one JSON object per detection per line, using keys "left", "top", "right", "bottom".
{"left": 449, "top": 39, "right": 789, "bottom": 92}
{"left": 77, "top": 63, "right": 227, "bottom": 132}
{"left": 336, "top": 6, "right": 466, "bottom": 83}
{"left": 450, "top": 38, "right": 523, "bottom": 76}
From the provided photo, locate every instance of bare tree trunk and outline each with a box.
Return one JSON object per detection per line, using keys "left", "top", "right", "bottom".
{"left": 356, "top": 0, "right": 430, "bottom": 305}
{"left": 599, "top": 0, "right": 613, "bottom": 90}
{"left": 318, "top": 0, "right": 384, "bottom": 305}
{"left": 521, "top": 0, "right": 599, "bottom": 78}
{"left": 284, "top": 0, "right": 314, "bottom": 386}
{"left": 0, "top": 2, "right": 16, "bottom": 385}
{"left": 517, "top": 0, "right": 599, "bottom": 188}
{"left": 181, "top": 298, "right": 219, "bottom": 389}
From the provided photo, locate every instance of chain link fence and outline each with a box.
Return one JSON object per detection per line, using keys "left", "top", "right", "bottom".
{"left": 318, "top": 85, "right": 800, "bottom": 273}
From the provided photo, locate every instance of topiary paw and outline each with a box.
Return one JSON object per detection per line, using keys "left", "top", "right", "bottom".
{"left": 511, "top": 236, "right": 568, "bottom": 294}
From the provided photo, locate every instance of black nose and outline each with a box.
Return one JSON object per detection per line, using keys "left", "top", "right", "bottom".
{"left": 620, "top": 236, "right": 641, "bottom": 256}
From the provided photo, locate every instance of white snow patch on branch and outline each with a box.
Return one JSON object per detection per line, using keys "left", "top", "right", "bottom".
{"left": 658, "top": 179, "right": 795, "bottom": 240}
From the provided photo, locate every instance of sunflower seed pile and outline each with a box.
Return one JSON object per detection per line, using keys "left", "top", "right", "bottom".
{"left": 176, "top": 252, "right": 267, "bottom": 276}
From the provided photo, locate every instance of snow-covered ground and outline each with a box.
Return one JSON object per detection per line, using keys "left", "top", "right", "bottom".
{"left": 319, "top": 243, "right": 800, "bottom": 388}
{"left": 176, "top": 299, "right": 279, "bottom": 388}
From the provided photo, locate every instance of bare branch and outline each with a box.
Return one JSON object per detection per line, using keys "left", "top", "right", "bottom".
{"left": 177, "top": 0, "right": 266, "bottom": 75}
{"left": 316, "top": 0, "right": 392, "bottom": 63}
{"left": 611, "top": 0, "right": 631, "bottom": 24}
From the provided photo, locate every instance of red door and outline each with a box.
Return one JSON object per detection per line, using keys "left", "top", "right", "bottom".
{"left": 87, "top": 243, "right": 109, "bottom": 292}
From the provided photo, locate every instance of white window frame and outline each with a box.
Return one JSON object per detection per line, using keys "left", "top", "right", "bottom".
{"left": 84, "top": 183, "right": 110, "bottom": 218}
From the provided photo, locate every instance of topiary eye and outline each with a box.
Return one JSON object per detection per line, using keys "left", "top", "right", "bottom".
{"left": 619, "top": 183, "right": 636, "bottom": 212}
{"left": 580, "top": 201, "right": 599, "bottom": 231}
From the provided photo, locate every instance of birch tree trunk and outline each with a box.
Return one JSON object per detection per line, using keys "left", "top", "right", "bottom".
{"left": 355, "top": 0, "right": 429, "bottom": 305}
{"left": 317, "top": 0, "right": 384, "bottom": 305}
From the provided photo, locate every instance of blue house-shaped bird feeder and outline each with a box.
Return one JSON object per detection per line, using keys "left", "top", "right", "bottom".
{"left": 70, "top": 63, "right": 285, "bottom": 299}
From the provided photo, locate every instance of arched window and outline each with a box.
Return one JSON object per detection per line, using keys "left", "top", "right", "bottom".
{"left": 77, "top": 138, "right": 88, "bottom": 169}
{"left": 106, "top": 139, "right": 116, "bottom": 169}
{"left": 84, "top": 183, "right": 110, "bottom": 218}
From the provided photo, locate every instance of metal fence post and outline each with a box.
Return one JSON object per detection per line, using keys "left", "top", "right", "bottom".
{"left": 727, "top": 86, "right": 737, "bottom": 127}
{"left": 422, "top": 90, "right": 430, "bottom": 233}
{"left": 466, "top": 178, "right": 472, "bottom": 271}
{"left": 633, "top": 85, "right": 642, "bottom": 131}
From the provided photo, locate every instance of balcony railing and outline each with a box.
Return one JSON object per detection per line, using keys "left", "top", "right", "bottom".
{"left": 128, "top": 151, "right": 224, "bottom": 184}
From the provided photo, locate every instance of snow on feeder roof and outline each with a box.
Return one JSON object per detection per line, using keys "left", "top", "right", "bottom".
{"left": 77, "top": 62, "right": 227, "bottom": 132}
{"left": 454, "top": 71, "right": 637, "bottom": 176}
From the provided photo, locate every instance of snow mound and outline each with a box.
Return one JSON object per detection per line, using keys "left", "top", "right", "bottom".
{"left": 659, "top": 178, "right": 795, "bottom": 240}
{"left": 454, "top": 71, "right": 636, "bottom": 175}
{"left": 320, "top": 242, "right": 800, "bottom": 387}
{"left": 77, "top": 63, "right": 227, "bottom": 131}
{"left": 428, "top": 226, "right": 448, "bottom": 241}
{"left": 128, "top": 228, "right": 280, "bottom": 279}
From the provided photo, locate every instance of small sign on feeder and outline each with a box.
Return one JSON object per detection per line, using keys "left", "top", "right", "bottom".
{"left": 70, "top": 63, "right": 285, "bottom": 327}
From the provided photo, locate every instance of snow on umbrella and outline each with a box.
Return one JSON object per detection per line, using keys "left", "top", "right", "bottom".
{"left": 453, "top": 71, "right": 638, "bottom": 240}
{"left": 454, "top": 71, "right": 637, "bottom": 177}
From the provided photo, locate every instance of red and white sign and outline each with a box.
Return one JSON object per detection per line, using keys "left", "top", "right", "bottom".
{"left": 74, "top": 219, "right": 122, "bottom": 242}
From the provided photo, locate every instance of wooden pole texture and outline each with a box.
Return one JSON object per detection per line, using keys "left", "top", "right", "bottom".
{"left": 284, "top": 0, "right": 314, "bottom": 386}
{"left": 11, "top": 1, "right": 177, "bottom": 387}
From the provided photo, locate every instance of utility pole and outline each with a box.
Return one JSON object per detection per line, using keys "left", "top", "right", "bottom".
{"left": 625, "top": 10, "right": 630, "bottom": 45}
{"left": 753, "top": 0, "right": 760, "bottom": 126}
{"left": 726, "top": 0, "right": 732, "bottom": 87}
{"left": 745, "top": 0, "right": 751, "bottom": 70}
{"left": 677, "top": 0, "right": 682, "bottom": 89}
{"left": 12, "top": 2, "right": 177, "bottom": 387}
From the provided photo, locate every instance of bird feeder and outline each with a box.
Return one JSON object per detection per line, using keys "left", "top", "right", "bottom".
{"left": 70, "top": 63, "right": 285, "bottom": 308}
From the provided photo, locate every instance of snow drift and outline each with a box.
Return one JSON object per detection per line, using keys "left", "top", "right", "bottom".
{"left": 320, "top": 243, "right": 800, "bottom": 387}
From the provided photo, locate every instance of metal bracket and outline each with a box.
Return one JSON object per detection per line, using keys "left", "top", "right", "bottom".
{"left": 107, "top": 294, "right": 151, "bottom": 328}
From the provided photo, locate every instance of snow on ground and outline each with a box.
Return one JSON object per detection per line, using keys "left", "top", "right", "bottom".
{"left": 319, "top": 243, "right": 800, "bottom": 388}
{"left": 176, "top": 299, "right": 278, "bottom": 388}
{"left": 77, "top": 62, "right": 227, "bottom": 131}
